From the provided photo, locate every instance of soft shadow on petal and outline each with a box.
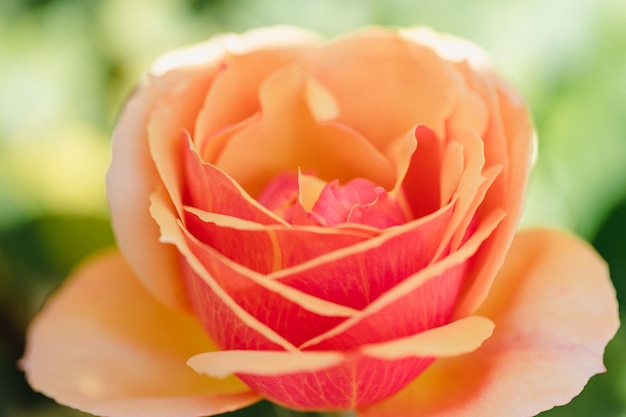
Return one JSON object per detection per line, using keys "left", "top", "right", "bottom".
{"left": 195, "top": 48, "right": 314, "bottom": 148}
{"left": 188, "top": 316, "right": 492, "bottom": 411}
{"left": 358, "top": 229, "right": 619, "bottom": 417}
{"left": 21, "top": 250, "right": 259, "bottom": 417}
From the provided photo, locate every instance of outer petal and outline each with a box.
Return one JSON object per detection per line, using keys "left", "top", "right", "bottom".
{"left": 107, "top": 67, "right": 214, "bottom": 311}
{"left": 312, "top": 28, "right": 462, "bottom": 151}
{"left": 21, "top": 250, "right": 259, "bottom": 417}
{"left": 359, "top": 229, "right": 619, "bottom": 417}
{"left": 188, "top": 316, "right": 493, "bottom": 410}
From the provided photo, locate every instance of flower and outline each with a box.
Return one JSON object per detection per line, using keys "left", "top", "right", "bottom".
{"left": 22, "top": 26, "right": 619, "bottom": 417}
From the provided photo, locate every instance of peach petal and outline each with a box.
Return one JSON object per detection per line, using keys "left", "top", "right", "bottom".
{"left": 184, "top": 207, "right": 371, "bottom": 273}
{"left": 195, "top": 48, "right": 313, "bottom": 149}
{"left": 439, "top": 140, "right": 464, "bottom": 206}
{"left": 312, "top": 28, "right": 461, "bottom": 150}
{"left": 361, "top": 316, "right": 493, "bottom": 359}
{"left": 147, "top": 74, "right": 215, "bottom": 217}
{"left": 447, "top": 89, "right": 489, "bottom": 136}
{"left": 108, "top": 67, "right": 215, "bottom": 311}
{"left": 297, "top": 171, "right": 328, "bottom": 211}
{"left": 358, "top": 229, "right": 619, "bottom": 417}
{"left": 21, "top": 250, "right": 259, "bottom": 417}
{"left": 152, "top": 25, "right": 321, "bottom": 77}
{"left": 150, "top": 186, "right": 298, "bottom": 351}
{"left": 188, "top": 317, "right": 493, "bottom": 410}
{"left": 214, "top": 64, "right": 395, "bottom": 196}
{"left": 300, "top": 209, "right": 503, "bottom": 350}
{"left": 280, "top": 171, "right": 330, "bottom": 226}
{"left": 400, "top": 26, "right": 492, "bottom": 74}
{"left": 271, "top": 201, "right": 456, "bottom": 311}
{"left": 385, "top": 127, "right": 418, "bottom": 196}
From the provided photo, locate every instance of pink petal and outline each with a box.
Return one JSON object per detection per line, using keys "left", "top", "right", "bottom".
{"left": 358, "top": 229, "right": 619, "bottom": 417}
{"left": 300, "top": 209, "right": 503, "bottom": 350}
{"left": 181, "top": 228, "right": 359, "bottom": 347}
{"left": 21, "top": 250, "right": 259, "bottom": 417}
{"left": 312, "top": 178, "right": 407, "bottom": 228}
{"left": 272, "top": 201, "right": 456, "bottom": 312}
{"left": 188, "top": 316, "right": 493, "bottom": 410}
{"left": 181, "top": 132, "right": 286, "bottom": 225}
{"left": 184, "top": 207, "right": 372, "bottom": 273}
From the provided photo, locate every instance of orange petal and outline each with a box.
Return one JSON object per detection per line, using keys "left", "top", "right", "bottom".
{"left": 21, "top": 250, "right": 259, "bottom": 417}
{"left": 188, "top": 316, "right": 493, "bottom": 410}
{"left": 213, "top": 64, "right": 395, "bottom": 196}
{"left": 195, "top": 48, "right": 314, "bottom": 149}
{"left": 452, "top": 74, "right": 534, "bottom": 317}
{"left": 313, "top": 28, "right": 461, "bottom": 151}
{"left": 358, "top": 229, "right": 619, "bottom": 417}
{"left": 151, "top": 25, "right": 321, "bottom": 77}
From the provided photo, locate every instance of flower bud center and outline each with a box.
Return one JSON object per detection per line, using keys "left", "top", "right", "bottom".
{"left": 257, "top": 172, "right": 408, "bottom": 228}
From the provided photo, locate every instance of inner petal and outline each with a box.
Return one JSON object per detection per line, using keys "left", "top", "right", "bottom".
{"left": 212, "top": 64, "right": 394, "bottom": 197}
{"left": 257, "top": 173, "right": 407, "bottom": 229}
{"left": 312, "top": 179, "right": 407, "bottom": 228}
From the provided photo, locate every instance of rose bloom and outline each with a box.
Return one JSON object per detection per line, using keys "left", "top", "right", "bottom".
{"left": 22, "top": 26, "right": 618, "bottom": 417}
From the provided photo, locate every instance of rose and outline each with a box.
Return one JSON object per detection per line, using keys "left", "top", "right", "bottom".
{"left": 22, "top": 26, "right": 618, "bottom": 417}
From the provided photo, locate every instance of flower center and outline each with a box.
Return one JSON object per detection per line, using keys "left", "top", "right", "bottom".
{"left": 257, "top": 172, "right": 408, "bottom": 229}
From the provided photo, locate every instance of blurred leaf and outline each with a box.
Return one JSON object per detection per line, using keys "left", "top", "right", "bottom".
{"left": 521, "top": 5, "right": 626, "bottom": 238}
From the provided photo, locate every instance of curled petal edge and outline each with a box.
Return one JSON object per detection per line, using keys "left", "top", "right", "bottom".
{"left": 187, "top": 315, "right": 494, "bottom": 378}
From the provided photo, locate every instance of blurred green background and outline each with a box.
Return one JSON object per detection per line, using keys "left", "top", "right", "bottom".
{"left": 1, "top": 0, "right": 625, "bottom": 416}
